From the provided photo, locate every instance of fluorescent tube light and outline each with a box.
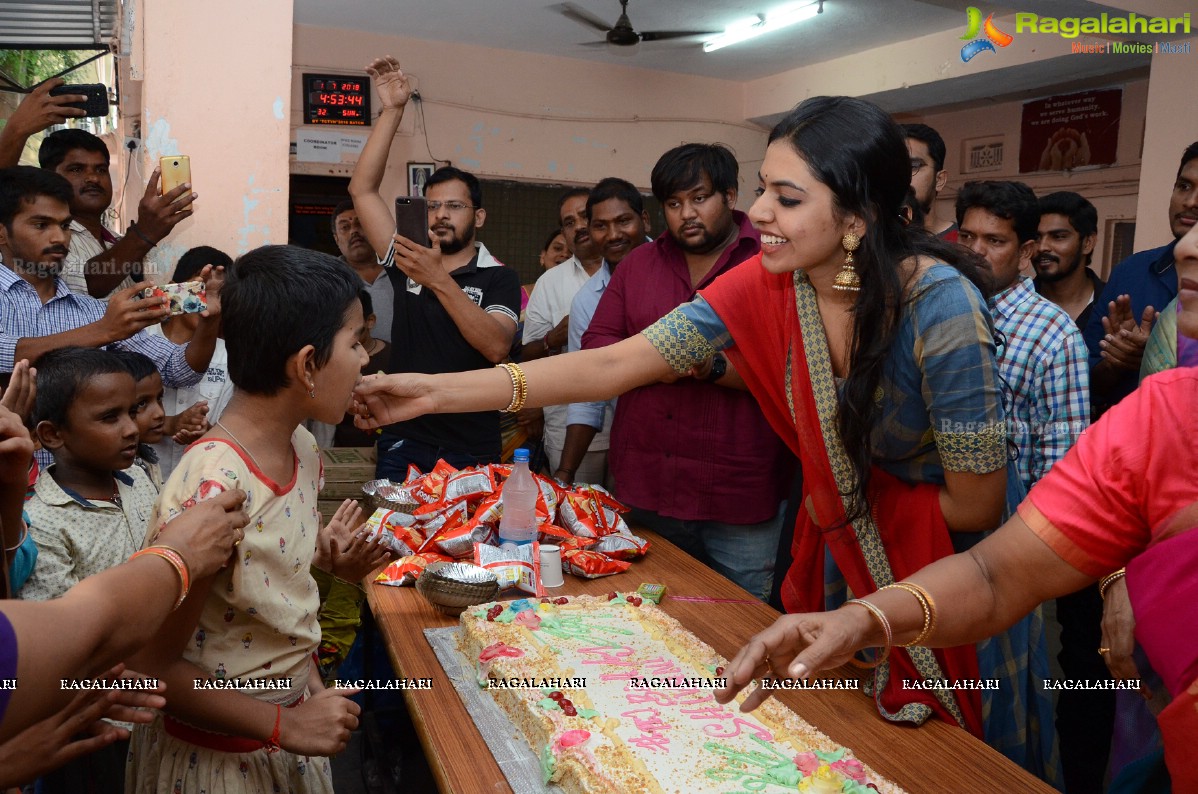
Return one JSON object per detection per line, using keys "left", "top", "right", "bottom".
{"left": 703, "top": 1, "right": 822, "bottom": 53}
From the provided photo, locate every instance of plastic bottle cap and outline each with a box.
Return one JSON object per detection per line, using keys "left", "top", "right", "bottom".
{"left": 513, "top": 448, "right": 530, "bottom": 463}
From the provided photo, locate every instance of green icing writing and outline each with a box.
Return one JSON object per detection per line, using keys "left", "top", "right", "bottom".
{"left": 540, "top": 745, "right": 556, "bottom": 784}
{"left": 495, "top": 608, "right": 517, "bottom": 624}
{"left": 536, "top": 612, "right": 635, "bottom": 647}
{"left": 841, "top": 780, "right": 874, "bottom": 794}
{"left": 577, "top": 708, "right": 600, "bottom": 719}
{"left": 538, "top": 698, "right": 562, "bottom": 711}
{"left": 701, "top": 737, "right": 802, "bottom": 789}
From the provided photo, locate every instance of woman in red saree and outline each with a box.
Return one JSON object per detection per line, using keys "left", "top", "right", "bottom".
{"left": 714, "top": 219, "right": 1198, "bottom": 790}
{"left": 352, "top": 97, "right": 1072, "bottom": 772}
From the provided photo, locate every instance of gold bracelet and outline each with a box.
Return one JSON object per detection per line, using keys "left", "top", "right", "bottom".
{"left": 3, "top": 520, "right": 29, "bottom": 552}
{"left": 1099, "top": 568, "right": 1126, "bottom": 600}
{"left": 843, "top": 598, "right": 893, "bottom": 669}
{"left": 881, "top": 582, "right": 937, "bottom": 647}
{"left": 497, "top": 362, "right": 528, "bottom": 413}
{"left": 131, "top": 546, "right": 190, "bottom": 609}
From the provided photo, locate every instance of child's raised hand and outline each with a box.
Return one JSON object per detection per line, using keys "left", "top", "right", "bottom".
{"left": 152, "top": 488, "right": 250, "bottom": 578}
{"left": 170, "top": 400, "right": 209, "bottom": 444}
{"left": 314, "top": 499, "right": 396, "bottom": 581}
{"left": 0, "top": 403, "right": 34, "bottom": 489}
{"left": 279, "top": 686, "right": 361, "bottom": 756}
{"left": 0, "top": 359, "right": 36, "bottom": 424}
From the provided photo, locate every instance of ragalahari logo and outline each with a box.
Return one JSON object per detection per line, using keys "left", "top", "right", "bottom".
{"left": 960, "top": 7, "right": 1013, "bottom": 62}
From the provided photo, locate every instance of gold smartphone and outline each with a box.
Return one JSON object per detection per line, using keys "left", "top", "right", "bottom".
{"left": 160, "top": 155, "right": 191, "bottom": 195}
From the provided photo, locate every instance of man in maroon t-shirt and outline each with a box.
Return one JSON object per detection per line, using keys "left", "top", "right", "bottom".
{"left": 570, "top": 144, "right": 794, "bottom": 602}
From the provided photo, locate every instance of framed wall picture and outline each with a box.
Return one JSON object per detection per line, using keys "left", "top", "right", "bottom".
{"left": 407, "top": 162, "right": 435, "bottom": 196}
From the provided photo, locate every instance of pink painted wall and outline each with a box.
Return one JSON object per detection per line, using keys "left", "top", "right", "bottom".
{"left": 908, "top": 80, "right": 1148, "bottom": 277}
{"left": 124, "top": 0, "right": 293, "bottom": 275}
{"left": 1134, "top": 46, "right": 1198, "bottom": 250}
{"left": 290, "top": 25, "right": 768, "bottom": 208}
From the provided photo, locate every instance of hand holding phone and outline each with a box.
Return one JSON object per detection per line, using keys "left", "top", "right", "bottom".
{"left": 160, "top": 156, "right": 192, "bottom": 197}
{"left": 141, "top": 282, "right": 207, "bottom": 316}
{"left": 394, "top": 196, "right": 430, "bottom": 249}
{"left": 47, "top": 83, "right": 109, "bottom": 118}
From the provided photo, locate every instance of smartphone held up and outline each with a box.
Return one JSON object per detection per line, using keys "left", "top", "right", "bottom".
{"left": 394, "top": 196, "right": 430, "bottom": 250}
{"left": 160, "top": 155, "right": 191, "bottom": 196}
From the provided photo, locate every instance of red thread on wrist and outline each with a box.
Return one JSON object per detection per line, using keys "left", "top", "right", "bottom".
{"left": 265, "top": 704, "right": 282, "bottom": 753}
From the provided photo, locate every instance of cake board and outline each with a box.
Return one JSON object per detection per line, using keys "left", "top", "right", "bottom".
{"left": 426, "top": 626, "right": 562, "bottom": 794}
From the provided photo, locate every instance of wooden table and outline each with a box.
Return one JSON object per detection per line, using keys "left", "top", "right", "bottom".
{"left": 365, "top": 530, "right": 1055, "bottom": 793}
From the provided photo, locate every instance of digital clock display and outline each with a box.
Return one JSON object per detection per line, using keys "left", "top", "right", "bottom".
{"left": 303, "top": 74, "right": 371, "bottom": 126}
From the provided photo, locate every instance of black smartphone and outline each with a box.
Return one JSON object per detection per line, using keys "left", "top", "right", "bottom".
{"left": 48, "top": 83, "right": 109, "bottom": 118}
{"left": 394, "top": 196, "right": 430, "bottom": 249}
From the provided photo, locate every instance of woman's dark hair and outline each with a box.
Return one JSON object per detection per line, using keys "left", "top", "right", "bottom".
{"left": 540, "top": 228, "right": 564, "bottom": 252}
{"left": 172, "top": 245, "right": 233, "bottom": 283}
{"left": 33, "top": 347, "right": 130, "bottom": 427}
{"left": 221, "top": 245, "right": 361, "bottom": 395}
{"left": 768, "top": 96, "right": 990, "bottom": 525}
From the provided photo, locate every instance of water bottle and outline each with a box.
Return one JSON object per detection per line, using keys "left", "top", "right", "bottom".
{"left": 498, "top": 449, "right": 538, "bottom": 547}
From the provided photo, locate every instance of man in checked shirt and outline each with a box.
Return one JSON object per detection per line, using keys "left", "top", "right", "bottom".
{"left": 957, "top": 180, "right": 1090, "bottom": 502}
{"left": 0, "top": 167, "right": 217, "bottom": 467}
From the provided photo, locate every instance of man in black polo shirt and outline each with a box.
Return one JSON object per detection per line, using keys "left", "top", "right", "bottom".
{"left": 349, "top": 56, "right": 520, "bottom": 477}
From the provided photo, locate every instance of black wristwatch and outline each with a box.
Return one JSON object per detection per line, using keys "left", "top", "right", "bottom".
{"left": 704, "top": 354, "right": 727, "bottom": 383}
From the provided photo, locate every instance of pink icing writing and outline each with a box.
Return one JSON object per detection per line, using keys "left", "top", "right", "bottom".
{"left": 556, "top": 729, "right": 591, "bottom": 749}
{"left": 704, "top": 717, "right": 773, "bottom": 741}
{"left": 643, "top": 656, "right": 682, "bottom": 676}
{"left": 680, "top": 705, "right": 732, "bottom": 722}
{"left": 513, "top": 611, "right": 541, "bottom": 630}
{"left": 479, "top": 643, "right": 524, "bottom": 663}
{"left": 578, "top": 646, "right": 636, "bottom": 666}
{"left": 628, "top": 732, "right": 671, "bottom": 752}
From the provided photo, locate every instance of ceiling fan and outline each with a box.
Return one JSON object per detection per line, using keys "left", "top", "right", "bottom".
{"left": 558, "top": 0, "right": 717, "bottom": 46}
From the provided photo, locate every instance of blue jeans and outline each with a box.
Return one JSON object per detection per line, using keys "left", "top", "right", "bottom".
{"left": 375, "top": 434, "right": 496, "bottom": 480}
{"left": 626, "top": 502, "right": 787, "bottom": 602}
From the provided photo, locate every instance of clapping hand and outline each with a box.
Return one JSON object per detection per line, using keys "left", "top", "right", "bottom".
{"left": 0, "top": 359, "right": 36, "bottom": 425}
{"left": 1099, "top": 295, "right": 1156, "bottom": 372}
{"left": 170, "top": 400, "right": 210, "bottom": 445}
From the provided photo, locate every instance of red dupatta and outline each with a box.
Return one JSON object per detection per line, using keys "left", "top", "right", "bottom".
{"left": 702, "top": 256, "right": 984, "bottom": 736}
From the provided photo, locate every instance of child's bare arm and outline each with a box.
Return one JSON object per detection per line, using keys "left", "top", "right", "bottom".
{"left": 129, "top": 572, "right": 361, "bottom": 756}
{"left": 0, "top": 404, "right": 32, "bottom": 571}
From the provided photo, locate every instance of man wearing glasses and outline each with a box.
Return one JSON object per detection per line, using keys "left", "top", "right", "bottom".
{"left": 902, "top": 123, "right": 958, "bottom": 242}
{"left": 350, "top": 56, "right": 520, "bottom": 477}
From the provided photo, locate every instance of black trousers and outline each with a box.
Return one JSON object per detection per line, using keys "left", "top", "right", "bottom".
{"left": 1055, "top": 583, "right": 1116, "bottom": 793}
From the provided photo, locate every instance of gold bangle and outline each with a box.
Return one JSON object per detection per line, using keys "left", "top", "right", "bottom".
{"left": 131, "top": 547, "right": 189, "bottom": 609}
{"left": 497, "top": 362, "right": 528, "bottom": 413}
{"left": 1099, "top": 568, "right": 1126, "bottom": 600}
{"left": 3, "top": 520, "right": 29, "bottom": 552}
{"left": 843, "top": 599, "right": 892, "bottom": 670}
{"left": 882, "top": 582, "right": 938, "bottom": 647}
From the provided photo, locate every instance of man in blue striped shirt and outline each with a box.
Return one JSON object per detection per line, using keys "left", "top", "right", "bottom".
{"left": 0, "top": 167, "right": 216, "bottom": 464}
{"left": 957, "top": 181, "right": 1090, "bottom": 498}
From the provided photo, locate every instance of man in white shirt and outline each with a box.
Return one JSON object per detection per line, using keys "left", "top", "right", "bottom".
{"left": 520, "top": 188, "right": 612, "bottom": 482}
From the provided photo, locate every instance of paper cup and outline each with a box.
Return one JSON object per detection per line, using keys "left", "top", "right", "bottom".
{"left": 539, "top": 544, "right": 564, "bottom": 587}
